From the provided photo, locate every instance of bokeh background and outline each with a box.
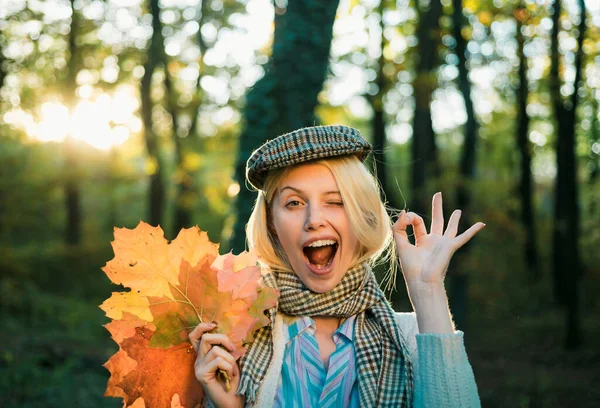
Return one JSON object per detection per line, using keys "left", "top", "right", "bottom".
{"left": 1, "top": 0, "right": 599, "bottom": 406}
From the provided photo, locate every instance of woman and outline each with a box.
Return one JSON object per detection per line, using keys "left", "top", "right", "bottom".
{"left": 189, "top": 125, "right": 484, "bottom": 407}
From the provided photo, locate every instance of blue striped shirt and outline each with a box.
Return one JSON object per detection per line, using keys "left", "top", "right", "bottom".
{"left": 274, "top": 315, "right": 359, "bottom": 408}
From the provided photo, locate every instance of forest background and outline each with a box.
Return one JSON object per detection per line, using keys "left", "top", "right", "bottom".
{"left": 1, "top": 0, "right": 599, "bottom": 406}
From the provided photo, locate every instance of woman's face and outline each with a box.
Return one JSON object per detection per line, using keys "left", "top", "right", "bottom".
{"left": 270, "top": 163, "right": 359, "bottom": 293}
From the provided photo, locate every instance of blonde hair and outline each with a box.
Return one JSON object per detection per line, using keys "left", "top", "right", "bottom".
{"left": 246, "top": 155, "right": 399, "bottom": 289}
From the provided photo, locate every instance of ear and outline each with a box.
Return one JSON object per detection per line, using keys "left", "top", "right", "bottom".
{"left": 268, "top": 218, "right": 278, "bottom": 237}
{"left": 266, "top": 207, "right": 278, "bottom": 237}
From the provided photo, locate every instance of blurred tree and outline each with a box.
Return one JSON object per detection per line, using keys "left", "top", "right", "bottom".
{"left": 367, "top": 0, "right": 402, "bottom": 210}
{"left": 447, "top": 0, "right": 480, "bottom": 330}
{"left": 515, "top": 3, "right": 539, "bottom": 280}
{"left": 64, "top": 0, "right": 82, "bottom": 245}
{"left": 550, "top": 0, "right": 585, "bottom": 349}
{"left": 168, "top": 0, "right": 211, "bottom": 235}
{"left": 411, "top": 0, "right": 442, "bottom": 214}
{"left": 140, "top": 0, "right": 167, "bottom": 227}
{"left": 229, "top": 0, "right": 341, "bottom": 252}
{"left": 590, "top": 91, "right": 599, "bottom": 216}
{"left": 0, "top": 29, "right": 6, "bottom": 237}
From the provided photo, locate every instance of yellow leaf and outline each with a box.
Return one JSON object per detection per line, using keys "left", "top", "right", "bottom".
{"left": 169, "top": 226, "right": 220, "bottom": 271}
{"left": 102, "top": 222, "right": 177, "bottom": 298}
{"left": 100, "top": 292, "right": 153, "bottom": 321}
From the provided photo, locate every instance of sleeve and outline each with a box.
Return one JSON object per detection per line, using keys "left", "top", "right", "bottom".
{"left": 394, "top": 312, "right": 481, "bottom": 408}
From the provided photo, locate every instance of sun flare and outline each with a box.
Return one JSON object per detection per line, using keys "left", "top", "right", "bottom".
{"left": 19, "top": 85, "right": 141, "bottom": 151}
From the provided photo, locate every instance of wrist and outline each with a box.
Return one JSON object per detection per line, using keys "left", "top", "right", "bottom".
{"left": 407, "top": 281, "right": 455, "bottom": 334}
{"left": 407, "top": 281, "right": 446, "bottom": 306}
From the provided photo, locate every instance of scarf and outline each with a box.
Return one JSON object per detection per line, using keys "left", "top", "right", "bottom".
{"left": 237, "top": 263, "right": 414, "bottom": 407}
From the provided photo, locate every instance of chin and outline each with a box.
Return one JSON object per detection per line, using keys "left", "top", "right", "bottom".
{"left": 293, "top": 262, "right": 346, "bottom": 294}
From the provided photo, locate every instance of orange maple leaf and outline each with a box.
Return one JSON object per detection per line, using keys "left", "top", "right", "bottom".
{"left": 116, "top": 327, "right": 204, "bottom": 408}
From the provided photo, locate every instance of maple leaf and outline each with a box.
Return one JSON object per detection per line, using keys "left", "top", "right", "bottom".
{"left": 101, "top": 224, "right": 279, "bottom": 407}
{"left": 116, "top": 327, "right": 204, "bottom": 408}
{"left": 102, "top": 223, "right": 219, "bottom": 299}
{"left": 147, "top": 257, "right": 232, "bottom": 348}
{"left": 104, "top": 312, "right": 156, "bottom": 345}
{"left": 100, "top": 291, "right": 153, "bottom": 322}
{"left": 245, "top": 286, "right": 279, "bottom": 343}
{"left": 214, "top": 252, "right": 263, "bottom": 300}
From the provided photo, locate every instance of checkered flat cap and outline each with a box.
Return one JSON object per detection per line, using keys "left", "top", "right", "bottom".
{"left": 246, "top": 125, "right": 372, "bottom": 190}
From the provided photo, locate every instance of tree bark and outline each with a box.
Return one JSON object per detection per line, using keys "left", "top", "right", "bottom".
{"left": 166, "top": 1, "right": 212, "bottom": 235}
{"left": 515, "top": 5, "right": 539, "bottom": 280}
{"left": 229, "top": 0, "right": 340, "bottom": 252}
{"left": 411, "top": 0, "right": 442, "bottom": 215}
{"left": 369, "top": 1, "right": 401, "bottom": 211}
{"left": 140, "top": 0, "right": 166, "bottom": 227}
{"left": 448, "top": 0, "right": 479, "bottom": 330}
{"left": 550, "top": 0, "right": 584, "bottom": 349}
{"left": 0, "top": 29, "right": 7, "bottom": 236}
{"left": 64, "top": 0, "right": 82, "bottom": 245}
{"left": 589, "top": 93, "right": 599, "bottom": 215}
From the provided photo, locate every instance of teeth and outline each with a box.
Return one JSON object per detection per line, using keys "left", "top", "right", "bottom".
{"left": 306, "top": 239, "right": 337, "bottom": 248}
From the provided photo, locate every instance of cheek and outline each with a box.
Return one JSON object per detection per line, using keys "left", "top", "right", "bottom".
{"left": 271, "top": 212, "right": 295, "bottom": 247}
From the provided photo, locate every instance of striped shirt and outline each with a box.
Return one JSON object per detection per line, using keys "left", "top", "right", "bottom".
{"left": 274, "top": 315, "right": 359, "bottom": 407}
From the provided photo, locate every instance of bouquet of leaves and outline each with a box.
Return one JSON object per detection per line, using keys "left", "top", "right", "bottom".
{"left": 99, "top": 222, "right": 279, "bottom": 408}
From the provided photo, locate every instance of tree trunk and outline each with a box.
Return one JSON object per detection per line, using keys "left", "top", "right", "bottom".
{"left": 164, "top": 2, "right": 212, "bottom": 235}
{"left": 550, "top": 0, "right": 584, "bottom": 349}
{"left": 161, "top": 40, "right": 192, "bottom": 235}
{"left": 589, "top": 94, "right": 599, "bottom": 215}
{"left": 447, "top": 0, "right": 479, "bottom": 330}
{"left": 515, "top": 5, "right": 539, "bottom": 280}
{"left": 64, "top": 0, "right": 82, "bottom": 245}
{"left": 0, "top": 30, "right": 7, "bottom": 236}
{"left": 411, "top": 0, "right": 442, "bottom": 215}
{"left": 229, "top": 0, "right": 340, "bottom": 253}
{"left": 369, "top": 1, "right": 401, "bottom": 211}
{"left": 140, "top": 0, "right": 166, "bottom": 227}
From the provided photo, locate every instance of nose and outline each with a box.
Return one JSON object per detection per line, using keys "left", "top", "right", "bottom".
{"left": 304, "top": 205, "right": 326, "bottom": 231}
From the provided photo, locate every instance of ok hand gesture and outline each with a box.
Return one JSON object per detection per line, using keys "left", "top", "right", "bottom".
{"left": 392, "top": 192, "right": 485, "bottom": 333}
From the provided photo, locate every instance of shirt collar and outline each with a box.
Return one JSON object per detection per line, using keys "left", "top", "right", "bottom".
{"left": 285, "top": 315, "right": 356, "bottom": 343}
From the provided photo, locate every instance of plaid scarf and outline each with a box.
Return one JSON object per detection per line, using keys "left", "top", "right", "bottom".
{"left": 237, "top": 263, "right": 414, "bottom": 407}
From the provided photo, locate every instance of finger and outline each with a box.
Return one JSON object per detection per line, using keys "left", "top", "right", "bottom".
{"left": 452, "top": 222, "right": 486, "bottom": 249}
{"left": 430, "top": 192, "right": 444, "bottom": 235}
{"left": 188, "top": 322, "right": 217, "bottom": 351}
{"left": 204, "top": 346, "right": 239, "bottom": 376}
{"left": 198, "top": 357, "right": 235, "bottom": 383}
{"left": 407, "top": 212, "right": 428, "bottom": 242}
{"left": 199, "top": 333, "right": 236, "bottom": 358}
{"left": 444, "top": 209, "right": 462, "bottom": 238}
{"left": 393, "top": 211, "right": 409, "bottom": 239}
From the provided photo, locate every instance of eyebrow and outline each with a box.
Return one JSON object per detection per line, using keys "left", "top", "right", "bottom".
{"left": 279, "top": 186, "right": 341, "bottom": 195}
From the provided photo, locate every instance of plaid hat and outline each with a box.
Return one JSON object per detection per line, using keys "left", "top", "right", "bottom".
{"left": 246, "top": 125, "right": 372, "bottom": 190}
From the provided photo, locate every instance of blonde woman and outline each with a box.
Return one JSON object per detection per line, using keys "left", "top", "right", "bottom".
{"left": 189, "top": 125, "right": 484, "bottom": 407}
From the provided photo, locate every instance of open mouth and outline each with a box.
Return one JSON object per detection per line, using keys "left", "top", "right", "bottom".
{"left": 302, "top": 240, "right": 338, "bottom": 270}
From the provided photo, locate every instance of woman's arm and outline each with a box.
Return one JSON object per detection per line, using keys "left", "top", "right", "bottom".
{"left": 392, "top": 192, "right": 484, "bottom": 334}
{"left": 392, "top": 193, "right": 484, "bottom": 406}
{"left": 395, "top": 313, "right": 480, "bottom": 408}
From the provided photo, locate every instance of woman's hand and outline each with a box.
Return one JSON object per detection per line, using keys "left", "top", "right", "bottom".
{"left": 189, "top": 322, "right": 244, "bottom": 408}
{"left": 392, "top": 192, "right": 485, "bottom": 333}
